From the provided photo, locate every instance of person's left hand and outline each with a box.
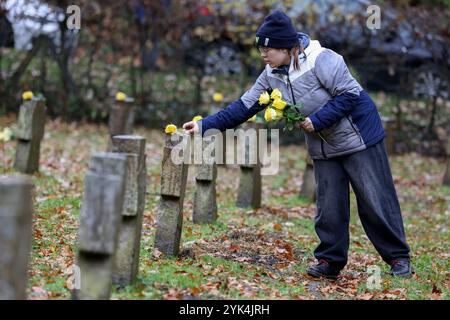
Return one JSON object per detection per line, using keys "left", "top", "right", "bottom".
{"left": 299, "top": 117, "right": 315, "bottom": 133}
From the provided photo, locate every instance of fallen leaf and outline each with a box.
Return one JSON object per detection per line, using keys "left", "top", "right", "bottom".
{"left": 273, "top": 223, "right": 282, "bottom": 231}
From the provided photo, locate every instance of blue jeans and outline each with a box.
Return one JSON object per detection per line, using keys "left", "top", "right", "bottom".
{"left": 312, "top": 139, "right": 410, "bottom": 269}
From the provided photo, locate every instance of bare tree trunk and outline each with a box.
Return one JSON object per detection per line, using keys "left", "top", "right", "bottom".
{"left": 130, "top": 57, "right": 137, "bottom": 99}
{"left": 44, "top": 31, "right": 85, "bottom": 120}
{"left": 38, "top": 47, "right": 47, "bottom": 93}
{"left": 3, "top": 38, "right": 43, "bottom": 112}
{"left": 85, "top": 46, "right": 95, "bottom": 90}
{"left": 6, "top": 39, "right": 42, "bottom": 92}
{"left": 427, "top": 96, "right": 438, "bottom": 135}
{"left": 394, "top": 93, "right": 403, "bottom": 132}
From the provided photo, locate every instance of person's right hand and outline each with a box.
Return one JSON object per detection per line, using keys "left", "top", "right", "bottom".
{"left": 299, "top": 117, "right": 315, "bottom": 133}
{"left": 182, "top": 120, "right": 199, "bottom": 134}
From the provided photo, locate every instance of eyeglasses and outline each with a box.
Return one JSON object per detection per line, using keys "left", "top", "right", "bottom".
{"left": 258, "top": 47, "right": 273, "bottom": 54}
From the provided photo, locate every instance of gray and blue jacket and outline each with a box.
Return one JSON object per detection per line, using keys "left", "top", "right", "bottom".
{"left": 199, "top": 36, "right": 385, "bottom": 160}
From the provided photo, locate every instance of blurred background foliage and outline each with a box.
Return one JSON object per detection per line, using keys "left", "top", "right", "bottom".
{"left": 0, "top": 0, "right": 449, "bottom": 153}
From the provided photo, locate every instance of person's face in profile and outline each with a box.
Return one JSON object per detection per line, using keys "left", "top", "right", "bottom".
{"left": 258, "top": 46, "right": 290, "bottom": 68}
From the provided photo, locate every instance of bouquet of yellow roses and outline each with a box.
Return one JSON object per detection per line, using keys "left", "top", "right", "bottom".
{"left": 259, "top": 88, "right": 327, "bottom": 142}
{"left": 258, "top": 88, "right": 305, "bottom": 131}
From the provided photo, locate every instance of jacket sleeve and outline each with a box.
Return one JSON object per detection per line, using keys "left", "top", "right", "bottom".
{"left": 309, "top": 50, "right": 362, "bottom": 132}
{"left": 199, "top": 69, "right": 270, "bottom": 136}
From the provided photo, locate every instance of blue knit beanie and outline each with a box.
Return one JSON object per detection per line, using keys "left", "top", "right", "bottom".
{"left": 256, "top": 10, "right": 298, "bottom": 49}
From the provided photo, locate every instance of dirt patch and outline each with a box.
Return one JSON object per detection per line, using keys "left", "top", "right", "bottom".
{"left": 192, "top": 227, "right": 305, "bottom": 274}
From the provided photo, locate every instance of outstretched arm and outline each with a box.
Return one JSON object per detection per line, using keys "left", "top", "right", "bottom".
{"left": 183, "top": 69, "right": 270, "bottom": 136}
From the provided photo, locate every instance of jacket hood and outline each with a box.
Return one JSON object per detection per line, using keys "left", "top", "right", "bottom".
{"left": 298, "top": 32, "right": 310, "bottom": 50}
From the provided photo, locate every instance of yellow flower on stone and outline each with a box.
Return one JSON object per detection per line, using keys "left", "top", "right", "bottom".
{"left": 22, "top": 91, "right": 33, "bottom": 101}
{"left": 165, "top": 124, "right": 177, "bottom": 134}
{"left": 264, "top": 108, "right": 283, "bottom": 122}
{"left": 272, "top": 98, "right": 287, "bottom": 110}
{"left": 270, "top": 88, "right": 282, "bottom": 100}
{"left": 192, "top": 115, "right": 203, "bottom": 122}
{"left": 0, "top": 127, "right": 13, "bottom": 142}
{"left": 115, "top": 92, "right": 127, "bottom": 102}
{"left": 258, "top": 91, "right": 270, "bottom": 105}
{"left": 213, "top": 92, "right": 223, "bottom": 102}
{"left": 1, "top": 128, "right": 12, "bottom": 142}
{"left": 248, "top": 115, "right": 257, "bottom": 122}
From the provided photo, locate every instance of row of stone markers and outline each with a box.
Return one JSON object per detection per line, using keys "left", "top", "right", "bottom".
{"left": 73, "top": 124, "right": 222, "bottom": 297}
{"left": 0, "top": 91, "right": 143, "bottom": 300}
{"left": 0, "top": 96, "right": 50, "bottom": 298}
{"left": 73, "top": 135, "right": 147, "bottom": 299}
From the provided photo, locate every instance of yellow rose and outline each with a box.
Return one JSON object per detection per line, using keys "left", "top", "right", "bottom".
{"left": 165, "top": 124, "right": 177, "bottom": 134}
{"left": 22, "top": 91, "right": 34, "bottom": 100}
{"left": 264, "top": 108, "right": 276, "bottom": 122}
{"left": 2, "top": 128, "right": 12, "bottom": 142}
{"left": 115, "top": 92, "right": 127, "bottom": 102}
{"left": 213, "top": 92, "right": 223, "bottom": 102}
{"left": 272, "top": 98, "right": 287, "bottom": 110}
{"left": 248, "top": 115, "right": 257, "bottom": 122}
{"left": 192, "top": 115, "right": 203, "bottom": 122}
{"left": 270, "top": 88, "right": 282, "bottom": 100}
{"left": 265, "top": 108, "right": 284, "bottom": 122}
{"left": 258, "top": 91, "right": 271, "bottom": 105}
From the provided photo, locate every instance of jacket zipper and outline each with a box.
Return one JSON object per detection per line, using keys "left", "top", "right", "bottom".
{"left": 287, "top": 72, "right": 327, "bottom": 159}
{"left": 286, "top": 73, "right": 297, "bottom": 105}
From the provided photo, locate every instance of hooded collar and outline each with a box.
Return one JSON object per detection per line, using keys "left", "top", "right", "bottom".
{"left": 302, "top": 40, "right": 322, "bottom": 58}
{"left": 269, "top": 33, "right": 313, "bottom": 76}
